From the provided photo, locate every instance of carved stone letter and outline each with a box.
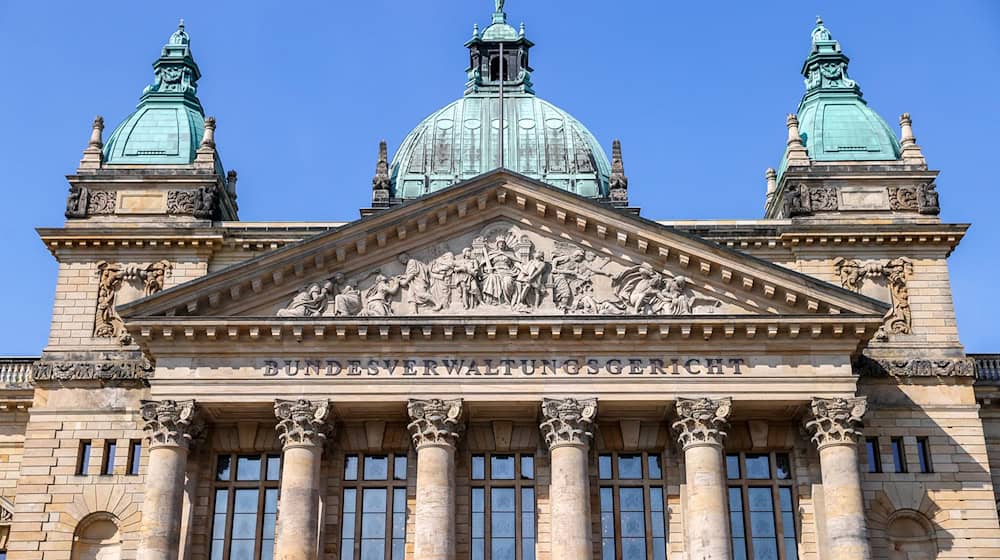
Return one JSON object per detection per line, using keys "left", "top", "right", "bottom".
{"left": 407, "top": 398, "right": 464, "bottom": 448}
{"left": 539, "top": 397, "right": 597, "bottom": 448}
{"left": 274, "top": 399, "right": 332, "bottom": 448}
{"left": 141, "top": 399, "right": 203, "bottom": 449}
{"left": 804, "top": 397, "right": 867, "bottom": 449}
{"left": 672, "top": 397, "right": 732, "bottom": 449}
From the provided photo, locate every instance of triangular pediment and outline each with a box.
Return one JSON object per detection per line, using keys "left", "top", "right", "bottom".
{"left": 119, "top": 170, "right": 889, "bottom": 325}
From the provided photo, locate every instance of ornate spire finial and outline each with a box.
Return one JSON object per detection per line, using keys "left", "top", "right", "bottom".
{"left": 472, "top": 23, "right": 480, "bottom": 38}
{"left": 495, "top": 0, "right": 505, "bottom": 13}
{"left": 200, "top": 116, "right": 216, "bottom": 149}
{"left": 88, "top": 116, "right": 105, "bottom": 149}
{"left": 811, "top": 16, "right": 832, "bottom": 43}
{"left": 898, "top": 112, "right": 926, "bottom": 164}
{"left": 372, "top": 140, "right": 392, "bottom": 207}
{"left": 609, "top": 139, "right": 629, "bottom": 204}
{"left": 519, "top": 22, "right": 525, "bottom": 36}
{"left": 785, "top": 114, "right": 809, "bottom": 163}
{"left": 765, "top": 167, "right": 777, "bottom": 196}
{"left": 169, "top": 18, "right": 190, "bottom": 46}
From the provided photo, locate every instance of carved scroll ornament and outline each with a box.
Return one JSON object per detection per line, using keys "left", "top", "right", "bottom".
{"left": 804, "top": 397, "right": 867, "bottom": 449}
{"left": 140, "top": 399, "right": 204, "bottom": 449}
{"left": 274, "top": 399, "right": 332, "bottom": 447}
{"left": 782, "top": 184, "right": 839, "bottom": 217}
{"left": 889, "top": 183, "right": 939, "bottom": 215}
{"left": 166, "top": 186, "right": 218, "bottom": 218}
{"left": 407, "top": 399, "right": 464, "bottom": 449}
{"left": 835, "top": 257, "right": 912, "bottom": 341}
{"left": 672, "top": 397, "right": 732, "bottom": 449}
{"left": 94, "top": 261, "right": 172, "bottom": 343}
{"left": 539, "top": 397, "right": 597, "bottom": 448}
{"left": 276, "top": 223, "right": 722, "bottom": 318}
{"left": 33, "top": 358, "right": 152, "bottom": 385}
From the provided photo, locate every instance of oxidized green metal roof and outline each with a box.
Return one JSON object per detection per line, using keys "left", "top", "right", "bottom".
{"left": 779, "top": 18, "right": 901, "bottom": 177}
{"left": 104, "top": 21, "right": 209, "bottom": 166}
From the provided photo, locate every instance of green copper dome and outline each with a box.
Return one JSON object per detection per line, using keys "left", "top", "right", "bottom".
{"left": 779, "top": 18, "right": 901, "bottom": 176}
{"left": 389, "top": 2, "right": 610, "bottom": 199}
{"left": 104, "top": 21, "right": 209, "bottom": 166}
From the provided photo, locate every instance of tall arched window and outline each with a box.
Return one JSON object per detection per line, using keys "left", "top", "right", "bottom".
{"left": 71, "top": 513, "right": 121, "bottom": 560}
{"left": 886, "top": 511, "right": 937, "bottom": 560}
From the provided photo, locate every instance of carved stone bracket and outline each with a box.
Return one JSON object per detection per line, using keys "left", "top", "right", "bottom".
{"left": 274, "top": 399, "right": 333, "bottom": 448}
{"left": 539, "top": 397, "right": 597, "bottom": 449}
{"left": 835, "top": 257, "right": 912, "bottom": 341}
{"left": 672, "top": 397, "right": 732, "bottom": 450}
{"left": 166, "top": 186, "right": 219, "bottom": 219}
{"left": 140, "top": 399, "right": 204, "bottom": 450}
{"left": 94, "top": 261, "right": 172, "bottom": 343}
{"left": 803, "top": 397, "right": 867, "bottom": 449}
{"left": 407, "top": 398, "right": 464, "bottom": 449}
{"left": 33, "top": 357, "right": 152, "bottom": 386}
{"left": 889, "top": 183, "right": 939, "bottom": 215}
{"left": 853, "top": 355, "right": 975, "bottom": 379}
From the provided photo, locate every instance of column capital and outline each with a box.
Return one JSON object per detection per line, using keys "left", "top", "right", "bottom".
{"left": 407, "top": 398, "right": 464, "bottom": 449}
{"left": 274, "top": 399, "right": 333, "bottom": 448}
{"left": 140, "top": 399, "right": 204, "bottom": 450}
{"left": 804, "top": 396, "right": 867, "bottom": 449}
{"left": 539, "top": 397, "right": 597, "bottom": 449}
{"left": 672, "top": 397, "right": 732, "bottom": 450}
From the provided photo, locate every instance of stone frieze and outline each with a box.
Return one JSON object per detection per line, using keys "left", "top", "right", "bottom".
{"left": 32, "top": 358, "right": 153, "bottom": 385}
{"left": 853, "top": 355, "right": 975, "bottom": 378}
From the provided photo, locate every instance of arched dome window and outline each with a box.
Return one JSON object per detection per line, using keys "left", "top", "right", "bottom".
{"left": 71, "top": 513, "right": 121, "bottom": 560}
{"left": 886, "top": 510, "right": 937, "bottom": 560}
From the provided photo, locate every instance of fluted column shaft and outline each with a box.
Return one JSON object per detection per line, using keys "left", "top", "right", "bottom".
{"left": 273, "top": 399, "right": 332, "bottom": 560}
{"left": 137, "top": 400, "right": 203, "bottom": 560}
{"left": 805, "top": 397, "right": 872, "bottom": 560}
{"left": 408, "top": 399, "right": 464, "bottom": 560}
{"left": 673, "top": 397, "right": 733, "bottom": 560}
{"left": 540, "top": 397, "right": 597, "bottom": 560}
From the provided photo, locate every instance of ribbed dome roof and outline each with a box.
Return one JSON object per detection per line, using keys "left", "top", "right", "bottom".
{"left": 390, "top": 93, "right": 611, "bottom": 199}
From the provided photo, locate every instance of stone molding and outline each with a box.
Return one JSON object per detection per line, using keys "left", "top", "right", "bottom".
{"left": 140, "top": 399, "right": 205, "bottom": 450}
{"left": 407, "top": 398, "right": 464, "bottom": 449}
{"left": 835, "top": 257, "right": 912, "bottom": 341}
{"left": 803, "top": 397, "right": 867, "bottom": 449}
{"left": 853, "top": 355, "right": 975, "bottom": 379}
{"left": 539, "top": 397, "right": 597, "bottom": 449}
{"left": 274, "top": 399, "right": 333, "bottom": 448}
{"left": 672, "top": 397, "right": 732, "bottom": 450}
{"left": 32, "top": 358, "right": 152, "bottom": 386}
{"left": 95, "top": 260, "right": 172, "bottom": 344}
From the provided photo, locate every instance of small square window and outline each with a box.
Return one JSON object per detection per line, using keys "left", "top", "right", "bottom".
{"left": 891, "top": 438, "right": 907, "bottom": 474}
{"left": 916, "top": 438, "right": 933, "bottom": 474}
{"left": 77, "top": 441, "right": 92, "bottom": 476}
{"left": 127, "top": 440, "right": 142, "bottom": 476}
{"left": 865, "top": 438, "right": 882, "bottom": 474}
{"left": 101, "top": 440, "right": 116, "bottom": 476}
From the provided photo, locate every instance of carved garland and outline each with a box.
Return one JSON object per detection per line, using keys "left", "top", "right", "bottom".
{"left": 94, "top": 261, "right": 172, "bottom": 343}
{"left": 835, "top": 257, "right": 912, "bottom": 341}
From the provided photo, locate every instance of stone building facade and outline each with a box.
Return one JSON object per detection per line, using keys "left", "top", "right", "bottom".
{"left": 2, "top": 5, "right": 999, "bottom": 560}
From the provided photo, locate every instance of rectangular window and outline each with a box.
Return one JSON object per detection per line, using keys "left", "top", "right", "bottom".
{"left": 470, "top": 452, "right": 536, "bottom": 560}
{"left": 727, "top": 451, "right": 797, "bottom": 560}
{"left": 865, "top": 438, "right": 882, "bottom": 473}
{"left": 101, "top": 440, "right": 116, "bottom": 475}
{"left": 341, "top": 453, "right": 408, "bottom": 560}
{"left": 77, "top": 440, "right": 92, "bottom": 475}
{"left": 916, "top": 438, "right": 933, "bottom": 473}
{"left": 210, "top": 453, "right": 281, "bottom": 560}
{"left": 127, "top": 440, "right": 142, "bottom": 476}
{"left": 599, "top": 452, "right": 667, "bottom": 560}
{"left": 891, "top": 438, "right": 907, "bottom": 473}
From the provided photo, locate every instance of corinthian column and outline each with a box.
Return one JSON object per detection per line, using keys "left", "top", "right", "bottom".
{"left": 672, "top": 397, "right": 733, "bottom": 560}
{"left": 137, "top": 400, "right": 204, "bottom": 560}
{"left": 273, "top": 399, "right": 332, "bottom": 560}
{"left": 408, "top": 398, "right": 464, "bottom": 560}
{"left": 539, "top": 397, "right": 597, "bottom": 560}
{"left": 804, "top": 397, "right": 871, "bottom": 560}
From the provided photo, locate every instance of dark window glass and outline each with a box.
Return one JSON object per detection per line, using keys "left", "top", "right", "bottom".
{"left": 470, "top": 453, "right": 535, "bottom": 559}
{"left": 102, "top": 440, "right": 116, "bottom": 476}
{"left": 891, "top": 438, "right": 907, "bottom": 473}
{"left": 128, "top": 440, "right": 142, "bottom": 476}
{"left": 598, "top": 452, "right": 667, "bottom": 560}
{"left": 916, "top": 438, "right": 933, "bottom": 473}
{"left": 865, "top": 438, "right": 882, "bottom": 473}
{"left": 211, "top": 453, "right": 280, "bottom": 560}
{"left": 341, "top": 453, "right": 408, "bottom": 560}
{"left": 728, "top": 452, "right": 797, "bottom": 560}
{"left": 77, "top": 441, "right": 92, "bottom": 475}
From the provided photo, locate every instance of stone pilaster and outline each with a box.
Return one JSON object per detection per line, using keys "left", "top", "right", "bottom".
{"left": 408, "top": 398, "right": 464, "bottom": 560}
{"left": 137, "top": 400, "right": 204, "bottom": 560}
{"left": 672, "top": 397, "right": 733, "bottom": 560}
{"left": 273, "top": 399, "right": 332, "bottom": 560}
{"left": 539, "top": 397, "right": 597, "bottom": 560}
{"left": 804, "top": 397, "right": 872, "bottom": 560}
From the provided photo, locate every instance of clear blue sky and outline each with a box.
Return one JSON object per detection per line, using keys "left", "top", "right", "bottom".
{"left": 0, "top": 1, "right": 997, "bottom": 354}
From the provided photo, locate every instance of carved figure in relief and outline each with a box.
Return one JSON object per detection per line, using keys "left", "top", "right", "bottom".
{"left": 452, "top": 248, "right": 482, "bottom": 309}
{"left": 613, "top": 263, "right": 663, "bottom": 314}
{"left": 277, "top": 282, "right": 333, "bottom": 318}
{"left": 550, "top": 249, "right": 610, "bottom": 312}
{"left": 362, "top": 274, "right": 401, "bottom": 317}
{"left": 514, "top": 252, "right": 547, "bottom": 310}
{"left": 429, "top": 252, "right": 455, "bottom": 309}
{"left": 398, "top": 253, "right": 442, "bottom": 313}
{"left": 480, "top": 238, "right": 519, "bottom": 305}
{"left": 333, "top": 284, "right": 362, "bottom": 316}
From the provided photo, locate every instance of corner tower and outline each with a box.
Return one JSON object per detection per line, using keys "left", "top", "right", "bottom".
{"left": 381, "top": 1, "right": 614, "bottom": 207}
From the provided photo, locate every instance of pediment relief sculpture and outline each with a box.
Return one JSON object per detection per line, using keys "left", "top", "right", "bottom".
{"left": 276, "top": 222, "right": 723, "bottom": 318}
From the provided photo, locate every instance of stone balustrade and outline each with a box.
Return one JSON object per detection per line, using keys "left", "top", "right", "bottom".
{"left": 0, "top": 357, "right": 36, "bottom": 387}
{"left": 972, "top": 353, "right": 1000, "bottom": 384}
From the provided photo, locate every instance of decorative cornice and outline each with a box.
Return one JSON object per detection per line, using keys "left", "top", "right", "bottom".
{"left": 274, "top": 399, "right": 333, "bottom": 448}
{"left": 140, "top": 399, "right": 204, "bottom": 449}
{"left": 539, "top": 397, "right": 597, "bottom": 449}
{"left": 32, "top": 358, "right": 152, "bottom": 387}
{"left": 854, "top": 355, "right": 975, "bottom": 379}
{"left": 407, "top": 398, "right": 464, "bottom": 449}
{"left": 672, "top": 397, "right": 732, "bottom": 450}
{"left": 804, "top": 397, "right": 867, "bottom": 449}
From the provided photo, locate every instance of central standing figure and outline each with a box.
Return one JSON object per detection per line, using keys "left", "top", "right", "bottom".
{"left": 480, "top": 237, "right": 519, "bottom": 306}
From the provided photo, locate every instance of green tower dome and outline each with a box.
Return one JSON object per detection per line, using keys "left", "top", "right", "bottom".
{"left": 780, "top": 18, "right": 901, "bottom": 176}
{"left": 103, "top": 21, "right": 209, "bottom": 166}
{"left": 390, "top": 2, "right": 611, "bottom": 200}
